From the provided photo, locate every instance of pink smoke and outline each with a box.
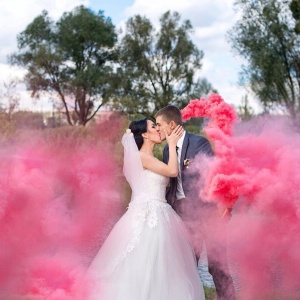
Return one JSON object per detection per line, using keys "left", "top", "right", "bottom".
{"left": 0, "top": 115, "right": 126, "bottom": 299}
{"left": 182, "top": 94, "right": 300, "bottom": 297}
{"left": 181, "top": 93, "right": 239, "bottom": 207}
{"left": 181, "top": 93, "right": 237, "bottom": 137}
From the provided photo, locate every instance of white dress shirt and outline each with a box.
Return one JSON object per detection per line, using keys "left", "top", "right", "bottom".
{"left": 176, "top": 131, "right": 186, "bottom": 200}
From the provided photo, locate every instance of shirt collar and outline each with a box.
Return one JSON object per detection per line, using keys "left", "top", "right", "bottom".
{"left": 176, "top": 130, "right": 186, "bottom": 148}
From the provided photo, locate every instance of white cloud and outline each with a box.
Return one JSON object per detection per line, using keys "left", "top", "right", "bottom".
{"left": 0, "top": 0, "right": 88, "bottom": 63}
{"left": 0, "top": 64, "right": 54, "bottom": 111}
{"left": 0, "top": 63, "right": 25, "bottom": 82}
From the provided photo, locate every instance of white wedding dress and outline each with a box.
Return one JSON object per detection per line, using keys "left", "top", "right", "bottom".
{"left": 88, "top": 133, "right": 205, "bottom": 300}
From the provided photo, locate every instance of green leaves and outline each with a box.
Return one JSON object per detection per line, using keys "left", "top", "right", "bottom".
{"left": 57, "top": 7, "right": 116, "bottom": 64}
{"left": 290, "top": 0, "right": 300, "bottom": 33}
{"left": 110, "top": 10, "right": 211, "bottom": 117}
{"left": 228, "top": 0, "right": 300, "bottom": 124}
{"left": 11, "top": 7, "right": 214, "bottom": 124}
{"left": 11, "top": 6, "right": 117, "bottom": 126}
{"left": 17, "top": 10, "right": 54, "bottom": 50}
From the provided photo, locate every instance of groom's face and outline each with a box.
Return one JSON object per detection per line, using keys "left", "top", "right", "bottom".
{"left": 155, "top": 115, "right": 173, "bottom": 141}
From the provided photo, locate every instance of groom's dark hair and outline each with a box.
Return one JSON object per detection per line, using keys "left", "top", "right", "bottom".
{"left": 129, "top": 118, "right": 148, "bottom": 150}
{"left": 155, "top": 105, "right": 183, "bottom": 125}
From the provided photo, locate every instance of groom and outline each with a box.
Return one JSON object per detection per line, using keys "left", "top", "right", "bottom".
{"left": 155, "top": 105, "right": 236, "bottom": 300}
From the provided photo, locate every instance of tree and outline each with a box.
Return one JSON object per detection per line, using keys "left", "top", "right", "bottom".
{"left": 11, "top": 6, "right": 117, "bottom": 126}
{"left": 290, "top": 0, "right": 300, "bottom": 33}
{"left": 237, "top": 95, "right": 254, "bottom": 121}
{"left": 0, "top": 78, "right": 21, "bottom": 122}
{"left": 228, "top": 0, "right": 300, "bottom": 126}
{"left": 110, "top": 11, "right": 214, "bottom": 117}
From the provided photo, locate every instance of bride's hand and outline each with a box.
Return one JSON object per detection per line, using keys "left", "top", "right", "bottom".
{"left": 164, "top": 125, "right": 183, "bottom": 147}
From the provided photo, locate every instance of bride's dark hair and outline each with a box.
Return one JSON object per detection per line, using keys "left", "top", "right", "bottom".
{"left": 129, "top": 118, "right": 148, "bottom": 150}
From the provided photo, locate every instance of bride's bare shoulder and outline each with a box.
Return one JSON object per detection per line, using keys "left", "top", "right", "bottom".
{"left": 139, "top": 151, "right": 158, "bottom": 162}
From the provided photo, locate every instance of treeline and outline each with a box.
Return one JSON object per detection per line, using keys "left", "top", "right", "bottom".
{"left": 228, "top": 0, "right": 300, "bottom": 127}
{"left": 9, "top": 7, "right": 214, "bottom": 126}
{"left": 5, "top": 1, "right": 300, "bottom": 127}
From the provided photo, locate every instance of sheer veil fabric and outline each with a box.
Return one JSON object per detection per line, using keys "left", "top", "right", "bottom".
{"left": 88, "top": 132, "right": 205, "bottom": 300}
{"left": 122, "top": 131, "right": 147, "bottom": 201}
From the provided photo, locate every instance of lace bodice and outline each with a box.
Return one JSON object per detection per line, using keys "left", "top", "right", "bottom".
{"left": 105, "top": 170, "right": 172, "bottom": 274}
{"left": 128, "top": 169, "right": 171, "bottom": 228}
{"left": 143, "top": 169, "right": 169, "bottom": 203}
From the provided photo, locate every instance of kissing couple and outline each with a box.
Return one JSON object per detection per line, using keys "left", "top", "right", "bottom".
{"left": 88, "top": 105, "right": 236, "bottom": 300}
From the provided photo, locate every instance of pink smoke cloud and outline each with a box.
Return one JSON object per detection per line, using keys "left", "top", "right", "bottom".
{"left": 182, "top": 94, "right": 300, "bottom": 297}
{"left": 0, "top": 115, "right": 126, "bottom": 299}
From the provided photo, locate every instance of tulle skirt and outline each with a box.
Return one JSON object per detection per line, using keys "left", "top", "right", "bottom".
{"left": 88, "top": 199, "right": 205, "bottom": 300}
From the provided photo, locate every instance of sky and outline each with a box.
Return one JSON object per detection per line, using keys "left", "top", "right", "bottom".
{"left": 0, "top": 0, "right": 261, "bottom": 112}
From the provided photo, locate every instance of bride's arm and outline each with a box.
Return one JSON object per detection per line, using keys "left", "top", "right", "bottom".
{"left": 140, "top": 126, "right": 183, "bottom": 177}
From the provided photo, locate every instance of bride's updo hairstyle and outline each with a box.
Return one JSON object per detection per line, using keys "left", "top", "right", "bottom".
{"left": 129, "top": 118, "right": 148, "bottom": 150}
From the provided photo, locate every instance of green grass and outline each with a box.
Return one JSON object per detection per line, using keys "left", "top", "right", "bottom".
{"left": 204, "top": 286, "right": 216, "bottom": 300}
{"left": 203, "top": 287, "right": 300, "bottom": 300}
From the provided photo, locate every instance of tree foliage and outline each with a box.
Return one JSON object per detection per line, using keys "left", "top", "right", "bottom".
{"left": 290, "top": 0, "right": 300, "bottom": 33}
{"left": 228, "top": 0, "right": 300, "bottom": 126}
{"left": 110, "top": 11, "right": 214, "bottom": 117}
{"left": 0, "top": 78, "right": 20, "bottom": 121}
{"left": 237, "top": 95, "right": 254, "bottom": 120}
{"left": 11, "top": 6, "right": 117, "bottom": 126}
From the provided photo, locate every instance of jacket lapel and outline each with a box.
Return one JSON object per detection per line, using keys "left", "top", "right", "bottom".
{"left": 180, "top": 132, "right": 189, "bottom": 170}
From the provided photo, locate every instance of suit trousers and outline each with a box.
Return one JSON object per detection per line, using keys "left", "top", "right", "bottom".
{"left": 173, "top": 197, "right": 236, "bottom": 300}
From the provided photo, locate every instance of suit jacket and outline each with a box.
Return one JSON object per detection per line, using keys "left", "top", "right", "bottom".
{"left": 163, "top": 131, "right": 214, "bottom": 208}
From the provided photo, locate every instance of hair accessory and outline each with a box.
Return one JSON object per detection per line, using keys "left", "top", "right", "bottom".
{"left": 126, "top": 129, "right": 132, "bottom": 134}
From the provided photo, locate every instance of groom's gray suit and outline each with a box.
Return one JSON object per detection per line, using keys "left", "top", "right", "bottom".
{"left": 163, "top": 132, "right": 214, "bottom": 207}
{"left": 163, "top": 131, "right": 236, "bottom": 300}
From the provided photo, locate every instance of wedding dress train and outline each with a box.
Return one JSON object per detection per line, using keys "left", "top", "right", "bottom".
{"left": 88, "top": 169, "right": 205, "bottom": 300}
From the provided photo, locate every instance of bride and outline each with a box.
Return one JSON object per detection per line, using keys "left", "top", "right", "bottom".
{"left": 88, "top": 118, "right": 205, "bottom": 300}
